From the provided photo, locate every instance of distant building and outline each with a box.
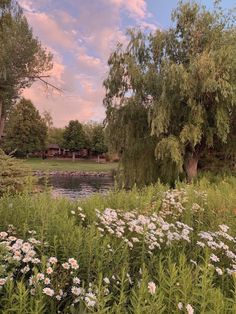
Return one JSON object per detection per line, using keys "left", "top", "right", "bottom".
{"left": 45, "top": 144, "right": 61, "bottom": 157}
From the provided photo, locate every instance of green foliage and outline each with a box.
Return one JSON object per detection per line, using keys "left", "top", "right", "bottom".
{"left": 0, "top": 0, "right": 52, "bottom": 135}
{"left": 0, "top": 149, "right": 31, "bottom": 196}
{"left": 90, "top": 124, "right": 108, "bottom": 154}
{"left": 47, "top": 127, "right": 64, "bottom": 147}
{"left": 3, "top": 98, "right": 47, "bottom": 156}
{"left": 83, "top": 122, "right": 108, "bottom": 155}
{"left": 63, "top": 120, "right": 87, "bottom": 151}
{"left": 104, "top": 1, "right": 236, "bottom": 185}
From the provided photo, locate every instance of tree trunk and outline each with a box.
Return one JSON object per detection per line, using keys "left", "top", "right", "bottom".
{"left": 184, "top": 154, "right": 199, "bottom": 183}
{"left": 72, "top": 151, "right": 75, "bottom": 162}
{"left": 0, "top": 101, "right": 5, "bottom": 143}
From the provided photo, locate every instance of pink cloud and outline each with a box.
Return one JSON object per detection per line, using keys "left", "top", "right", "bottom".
{"left": 111, "top": 0, "right": 147, "bottom": 19}
{"left": 25, "top": 11, "right": 77, "bottom": 50}
{"left": 18, "top": 0, "right": 155, "bottom": 127}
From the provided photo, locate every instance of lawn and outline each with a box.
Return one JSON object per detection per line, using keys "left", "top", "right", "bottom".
{"left": 24, "top": 158, "right": 118, "bottom": 172}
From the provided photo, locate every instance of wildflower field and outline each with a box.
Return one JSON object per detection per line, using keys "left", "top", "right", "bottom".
{"left": 0, "top": 176, "right": 236, "bottom": 313}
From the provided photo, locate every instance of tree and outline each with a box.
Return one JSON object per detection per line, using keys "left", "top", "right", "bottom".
{"left": 91, "top": 124, "right": 108, "bottom": 155}
{"left": 104, "top": 1, "right": 236, "bottom": 185}
{"left": 42, "top": 110, "right": 53, "bottom": 130}
{"left": 0, "top": 0, "right": 53, "bottom": 140}
{"left": 47, "top": 127, "right": 65, "bottom": 147}
{"left": 83, "top": 122, "right": 108, "bottom": 156}
{"left": 63, "top": 120, "right": 86, "bottom": 161}
{"left": 3, "top": 98, "right": 47, "bottom": 156}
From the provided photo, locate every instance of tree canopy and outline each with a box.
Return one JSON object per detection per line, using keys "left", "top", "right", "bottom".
{"left": 0, "top": 0, "right": 53, "bottom": 138}
{"left": 63, "top": 120, "right": 87, "bottom": 152}
{"left": 3, "top": 98, "right": 47, "bottom": 156}
{"left": 104, "top": 1, "right": 236, "bottom": 186}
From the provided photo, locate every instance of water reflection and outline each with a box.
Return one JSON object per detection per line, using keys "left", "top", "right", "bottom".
{"left": 39, "top": 175, "right": 114, "bottom": 199}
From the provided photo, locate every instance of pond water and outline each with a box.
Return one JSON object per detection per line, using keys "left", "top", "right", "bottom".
{"left": 38, "top": 175, "right": 114, "bottom": 199}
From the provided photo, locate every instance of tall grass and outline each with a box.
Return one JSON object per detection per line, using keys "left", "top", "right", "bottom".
{"left": 0, "top": 175, "right": 236, "bottom": 313}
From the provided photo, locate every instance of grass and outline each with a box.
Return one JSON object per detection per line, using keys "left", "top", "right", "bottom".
{"left": 23, "top": 158, "right": 118, "bottom": 172}
{"left": 0, "top": 175, "right": 236, "bottom": 313}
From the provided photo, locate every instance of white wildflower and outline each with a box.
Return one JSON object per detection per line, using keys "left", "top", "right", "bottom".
{"left": 85, "top": 292, "right": 97, "bottom": 307}
{"left": 71, "top": 286, "right": 82, "bottom": 296}
{"left": 103, "top": 277, "right": 110, "bottom": 284}
{"left": 178, "top": 302, "right": 183, "bottom": 310}
{"left": 43, "top": 287, "right": 54, "bottom": 297}
{"left": 186, "top": 304, "right": 194, "bottom": 314}
{"left": 215, "top": 267, "right": 223, "bottom": 275}
{"left": 148, "top": 281, "right": 156, "bottom": 295}
{"left": 73, "top": 277, "right": 81, "bottom": 285}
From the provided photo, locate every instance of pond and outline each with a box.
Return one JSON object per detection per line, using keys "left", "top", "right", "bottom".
{"left": 38, "top": 175, "right": 114, "bottom": 199}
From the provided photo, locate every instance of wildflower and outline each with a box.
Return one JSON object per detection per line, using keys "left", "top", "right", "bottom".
{"left": 73, "top": 277, "right": 81, "bottom": 285}
{"left": 186, "top": 304, "right": 194, "bottom": 314}
{"left": 21, "top": 265, "right": 30, "bottom": 274}
{"left": 36, "top": 273, "right": 45, "bottom": 281}
{"left": 46, "top": 267, "right": 53, "bottom": 275}
{"left": 44, "top": 278, "right": 51, "bottom": 285}
{"left": 56, "top": 295, "right": 62, "bottom": 301}
{"left": 68, "top": 258, "right": 79, "bottom": 270}
{"left": 0, "top": 278, "right": 6, "bottom": 286}
{"left": 21, "top": 242, "right": 32, "bottom": 253}
{"left": 62, "top": 262, "right": 70, "bottom": 270}
{"left": 71, "top": 210, "right": 75, "bottom": 215}
{"left": 103, "top": 277, "right": 110, "bottom": 284}
{"left": 0, "top": 232, "right": 8, "bottom": 239}
{"left": 85, "top": 292, "right": 97, "bottom": 307}
{"left": 32, "top": 258, "right": 41, "bottom": 264}
{"left": 48, "top": 257, "right": 58, "bottom": 264}
{"left": 43, "top": 287, "right": 54, "bottom": 297}
{"left": 148, "top": 281, "right": 156, "bottom": 295}
{"left": 71, "top": 286, "right": 82, "bottom": 296}
{"left": 178, "top": 302, "right": 183, "bottom": 310}
{"left": 215, "top": 267, "right": 223, "bottom": 275}
{"left": 8, "top": 236, "right": 17, "bottom": 242}
{"left": 210, "top": 254, "right": 220, "bottom": 263}
{"left": 219, "top": 224, "right": 229, "bottom": 233}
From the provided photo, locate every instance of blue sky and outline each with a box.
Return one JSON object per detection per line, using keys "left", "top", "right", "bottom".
{"left": 18, "top": 0, "right": 235, "bottom": 127}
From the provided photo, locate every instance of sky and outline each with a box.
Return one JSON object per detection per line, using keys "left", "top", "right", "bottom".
{"left": 18, "top": 0, "right": 235, "bottom": 127}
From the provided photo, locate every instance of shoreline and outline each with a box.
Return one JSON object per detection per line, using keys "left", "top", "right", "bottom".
{"left": 33, "top": 170, "right": 114, "bottom": 177}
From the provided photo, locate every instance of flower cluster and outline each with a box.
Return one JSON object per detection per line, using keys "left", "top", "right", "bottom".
{"left": 95, "top": 208, "right": 193, "bottom": 254}
{"left": 197, "top": 224, "right": 236, "bottom": 275}
{"left": 0, "top": 228, "right": 97, "bottom": 309}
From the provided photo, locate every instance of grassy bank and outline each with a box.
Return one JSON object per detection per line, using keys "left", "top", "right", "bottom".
{"left": 0, "top": 176, "right": 236, "bottom": 313}
{"left": 23, "top": 158, "right": 118, "bottom": 172}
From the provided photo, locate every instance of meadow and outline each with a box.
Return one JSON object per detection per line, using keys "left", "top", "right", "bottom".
{"left": 0, "top": 175, "right": 236, "bottom": 313}
{"left": 24, "top": 158, "right": 117, "bottom": 173}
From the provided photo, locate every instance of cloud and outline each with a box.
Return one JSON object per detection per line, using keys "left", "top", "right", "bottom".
{"left": 18, "top": 0, "right": 155, "bottom": 127}
{"left": 111, "top": 0, "right": 147, "bottom": 20}
{"left": 24, "top": 11, "right": 77, "bottom": 50}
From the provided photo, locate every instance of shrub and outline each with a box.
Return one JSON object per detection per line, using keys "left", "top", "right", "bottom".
{"left": 0, "top": 149, "right": 32, "bottom": 196}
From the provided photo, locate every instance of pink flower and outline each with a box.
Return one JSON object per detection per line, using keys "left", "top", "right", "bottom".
{"left": 46, "top": 267, "right": 53, "bottom": 275}
{"left": 68, "top": 258, "right": 79, "bottom": 270}
{"left": 43, "top": 288, "right": 54, "bottom": 297}
{"left": 62, "top": 262, "right": 70, "bottom": 270}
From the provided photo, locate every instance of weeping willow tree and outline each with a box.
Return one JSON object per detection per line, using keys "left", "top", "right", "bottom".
{"left": 104, "top": 1, "right": 236, "bottom": 186}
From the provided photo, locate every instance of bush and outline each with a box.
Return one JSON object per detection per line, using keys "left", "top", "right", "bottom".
{"left": 0, "top": 149, "right": 32, "bottom": 196}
